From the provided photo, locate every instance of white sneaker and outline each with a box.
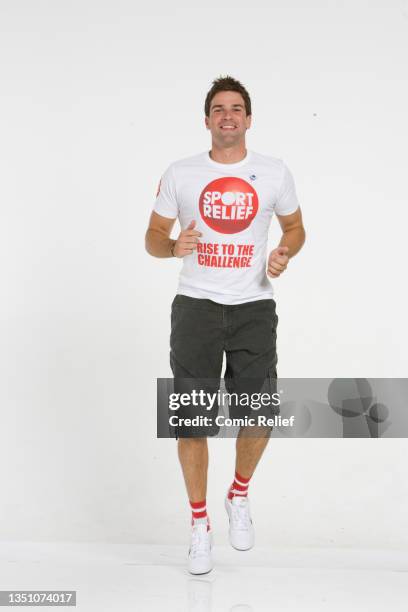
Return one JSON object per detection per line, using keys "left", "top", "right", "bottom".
{"left": 188, "top": 523, "right": 213, "bottom": 575}
{"left": 225, "top": 493, "right": 255, "bottom": 551}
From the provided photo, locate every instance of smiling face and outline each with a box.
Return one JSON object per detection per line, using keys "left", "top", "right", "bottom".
{"left": 205, "top": 90, "right": 252, "bottom": 148}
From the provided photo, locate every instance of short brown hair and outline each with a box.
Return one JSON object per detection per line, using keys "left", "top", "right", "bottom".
{"left": 204, "top": 75, "right": 252, "bottom": 117}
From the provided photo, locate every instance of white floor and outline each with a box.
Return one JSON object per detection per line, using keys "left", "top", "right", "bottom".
{"left": 0, "top": 542, "right": 407, "bottom": 611}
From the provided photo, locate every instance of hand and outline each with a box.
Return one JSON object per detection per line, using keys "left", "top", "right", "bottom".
{"left": 173, "top": 220, "right": 202, "bottom": 257}
{"left": 267, "top": 246, "right": 289, "bottom": 278}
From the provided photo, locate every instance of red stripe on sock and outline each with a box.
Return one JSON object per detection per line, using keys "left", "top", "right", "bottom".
{"left": 233, "top": 481, "right": 248, "bottom": 491}
{"left": 189, "top": 499, "right": 209, "bottom": 524}
{"left": 192, "top": 510, "right": 207, "bottom": 519}
{"left": 235, "top": 471, "right": 250, "bottom": 484}
{"left": 228, "top": 471, "right": 252, "bottom": 500}
{"left": 190, "top": 500, "right": 206, "bottom": 510}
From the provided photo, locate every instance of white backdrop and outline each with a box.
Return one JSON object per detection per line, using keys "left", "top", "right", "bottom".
{"left": 1, "top": 0, "right": 407, "bottom": 547}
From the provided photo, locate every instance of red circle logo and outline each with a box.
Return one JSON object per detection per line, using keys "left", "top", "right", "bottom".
{"left": 199, "top": 177, "right": 258, "bottom": 234}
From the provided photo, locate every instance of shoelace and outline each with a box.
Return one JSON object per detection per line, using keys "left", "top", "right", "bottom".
{"left": 231, "top": 499, "right": 251, "bottom": 531}
{"left": 190, "top": 526, "right": 210, "bottom": 558}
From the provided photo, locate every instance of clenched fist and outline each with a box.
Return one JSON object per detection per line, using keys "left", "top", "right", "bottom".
{"left": 173, "top": 220, "right": 202, "bottom": 258}
{"left": 267, "top": 246, "right": 289, "bottom": 278}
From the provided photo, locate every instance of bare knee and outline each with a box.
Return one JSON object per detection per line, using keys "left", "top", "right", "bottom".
{"left": 178, "top": 437, "right": 207, "bottom": 449}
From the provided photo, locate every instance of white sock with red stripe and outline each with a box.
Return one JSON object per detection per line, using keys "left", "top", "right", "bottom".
{"left": 190, "top": 499, "right": 210, "bottom": 530}
{"left": 227, "top": 470, "right": 251, "bottom": 500}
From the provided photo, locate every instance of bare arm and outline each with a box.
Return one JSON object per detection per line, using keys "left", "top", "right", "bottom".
{"left": 145, "top": 211, "right": 202, "bottom": 258}
{"left": 276, "top": 207, "right": 306, "bottom": 258}
{"left": 145, "top": 211, "right": 177, "bottom": 258}
{"left": 267, "top": 208, "right": 306, "bottom": 278}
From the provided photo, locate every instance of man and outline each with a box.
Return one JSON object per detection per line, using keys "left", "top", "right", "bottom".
{"left": 145, "top": 76, "right": 305, "bottom": 575}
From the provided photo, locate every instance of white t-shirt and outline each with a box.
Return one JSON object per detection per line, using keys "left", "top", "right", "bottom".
{"left": 153, "top": 149, "right": 300, "bottom": 305}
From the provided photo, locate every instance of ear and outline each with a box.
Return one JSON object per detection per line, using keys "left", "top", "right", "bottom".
{"left": 245, "top": 114, "right": 252, "bottom": 129}
{"left": 205, "top": 116, "right": 210, "bottom": 129}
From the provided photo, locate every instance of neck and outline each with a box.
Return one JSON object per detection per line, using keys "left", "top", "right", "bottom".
{"left": 209, "top": 143, "right": 247, "bottom": 164}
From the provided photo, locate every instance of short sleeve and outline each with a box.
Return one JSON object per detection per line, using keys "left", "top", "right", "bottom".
{"left": 275, "top": 162, "right": 300, "bottom": 216}
{"left": 153, "top": 164, "right": 178, "bottom": 219}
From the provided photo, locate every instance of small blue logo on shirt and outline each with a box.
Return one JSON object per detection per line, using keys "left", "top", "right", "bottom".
{"left": 249, "top": 174, "right": 257, "bottom": 181}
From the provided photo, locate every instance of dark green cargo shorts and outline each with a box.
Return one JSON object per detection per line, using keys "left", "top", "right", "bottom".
{"left": 169, "top": 294, "right": 279, "bottom": 438}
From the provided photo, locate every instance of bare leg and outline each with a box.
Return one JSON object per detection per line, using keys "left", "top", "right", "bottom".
{"left": 178, "top": 438, "right": 208, "bottom": 502}
{"left": 235, "top": 426, "right": 272, "bottom": 479}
